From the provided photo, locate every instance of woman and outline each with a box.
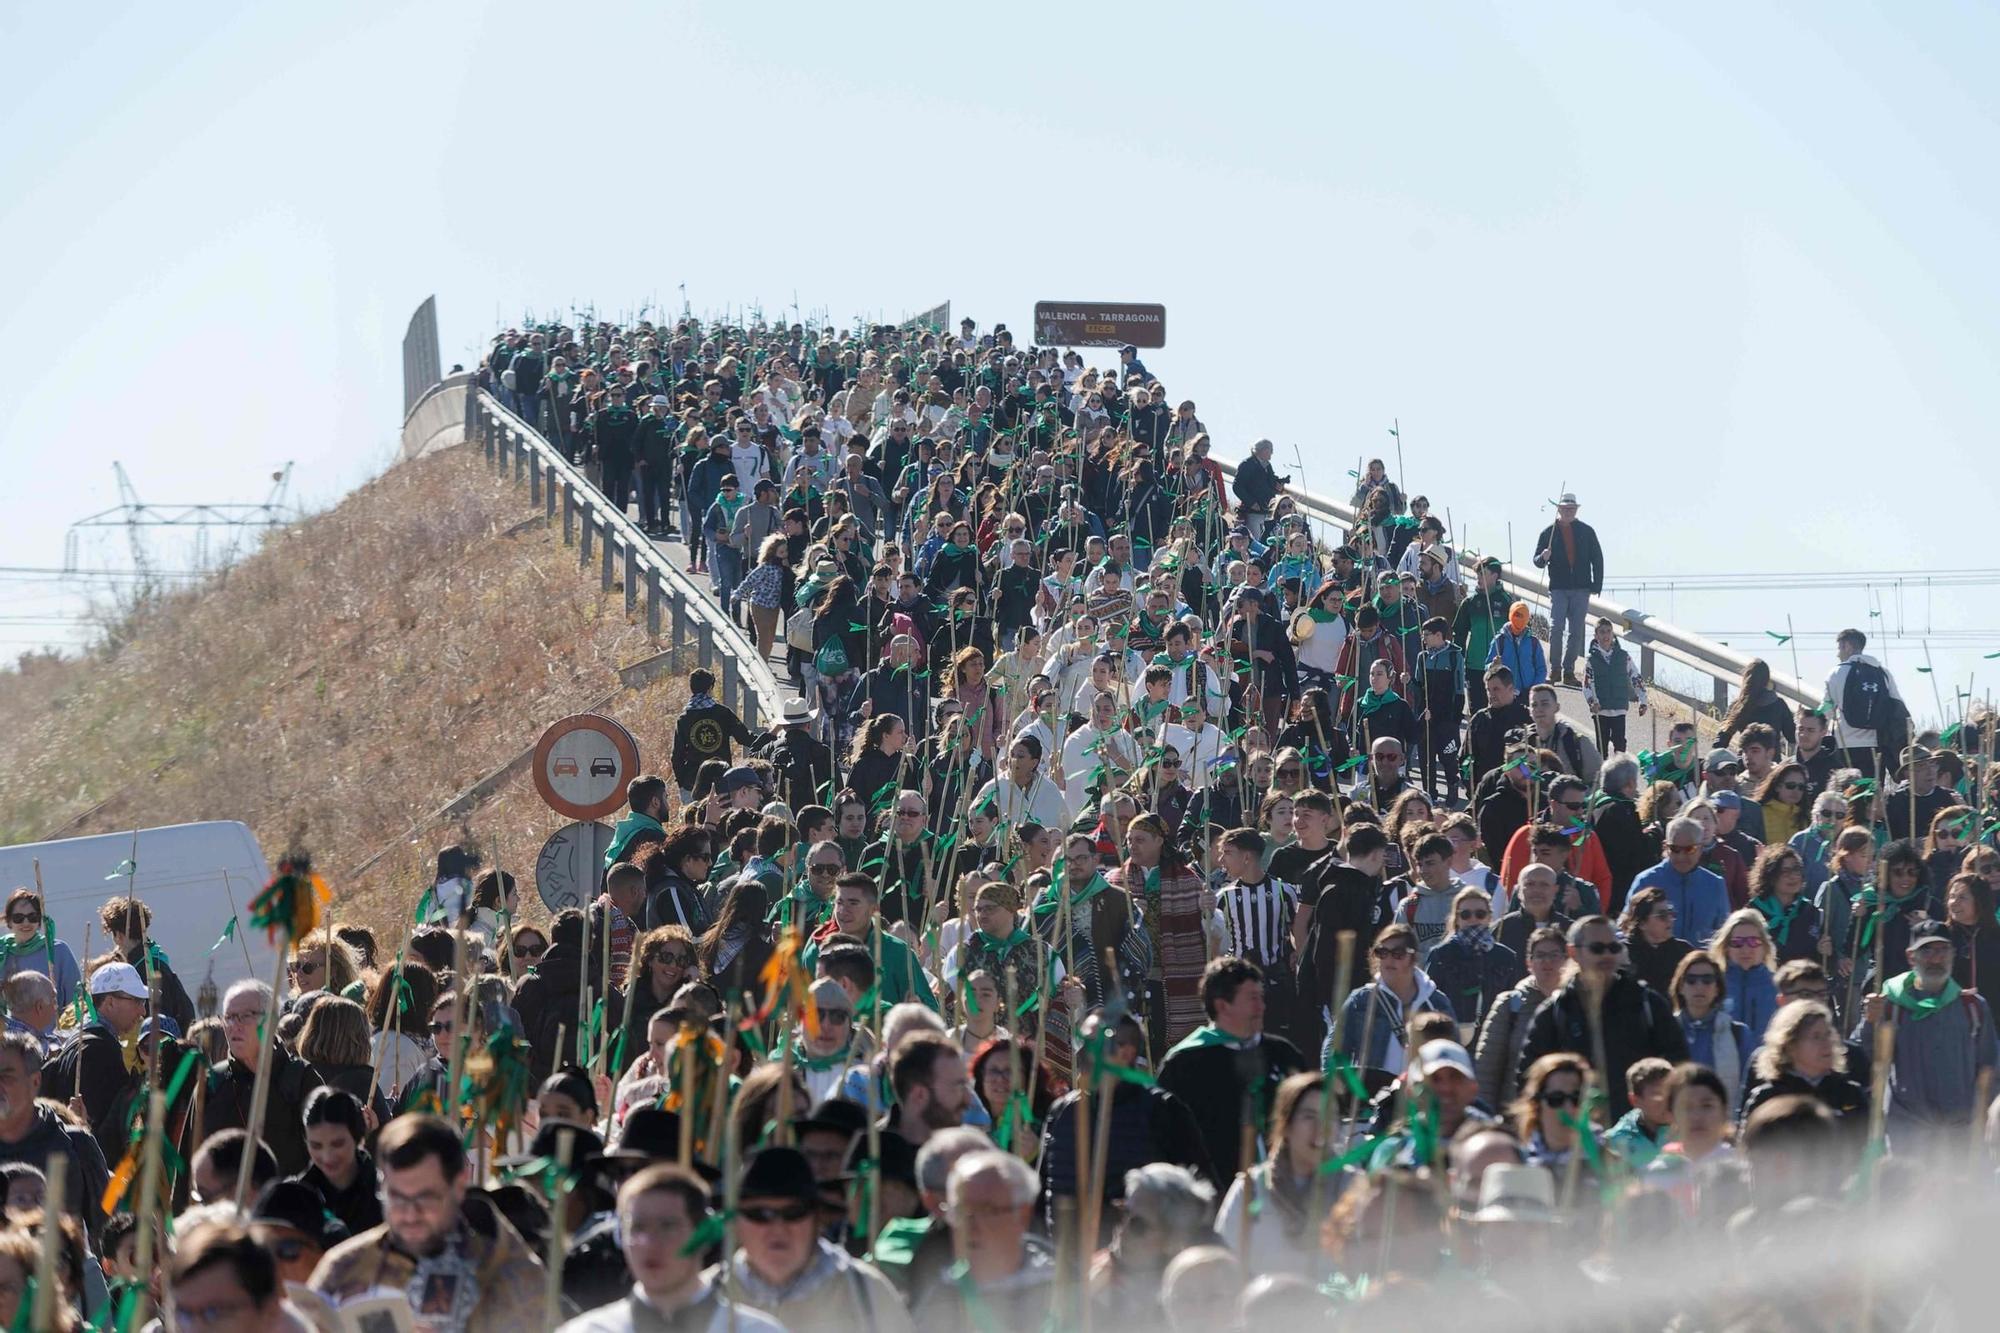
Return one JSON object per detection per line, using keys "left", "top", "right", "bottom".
{"left": 848, "top": 713, "right": 912, "bottom": 811}
{"left": 293, "top": 1086, "right": 383, "bottom": 1235}
{"left": 1815, "top": 826, "right": 1875, "bottom": 989}
{"left": 969, "top": 1036, "right": 1053, "bottom": 1154}
{"left": 809, "top": 574, "right": 864, "bottom": 733}
{"left": 732, "top": 533, "right": 791, "bottom": 660}
{"left": 952, "top": 970, "right": 1009, "bottom": 1055}
{"left": 1381, "top": 789, "right": 1435, "bottom": 882}
{"left": 366, "top": 958, "right": 438, "bottom": 1101}
{"left": 617, "top": 926, "right": 698, "bottom": 1077}
{"left": 1512, "top": 1052, "right": 1601, "bottom": 1178}
{"left": 1061, "top": 691, "right": 1140, "bottom": 816}
{"left": 832, "top": 790, "right": 872, "bottom": 869}
{"left": 1213, "top": 1071, "right": 1335, "bottom": 1278}
{"left": 1424, "top": 887, "right": 1517, "bottom": 1038}
{"left": 1789, "top": 791, "right": 1850, "bottom": 895}
{"left": 1670, "top": 951, "right": 1751, "bottom": 1110}
{"left": 1256, "top": 792, "right": 1297, "bottom": 874}
{"left": 1269, "top": 748, "right": 1310, "bottom": 800}
{"left": 1348, "top": 658, "right": 1419, "bottom": 760}
{"left": 1746, "top": 845, "right": 1824, "bottom": 967}
{"left": 498, "top": 923, "right": 548, "bottom": 986}
{"left": 1751, "top": 763, "right": 1813, "bottom": 848}
{"left": 534, "top": 1067, "right": 599, "bottom": 1130}
{"left": 1851, "top": 839, "right": 1933, "bottom": 989}
{"left": 1473, "top": 924, "right": 1568, "bottom": 1108}
{"left": 1943, "top": 872, "right": 2000, "bottom": 994}
{"left": 1637, "top": 781, "right": 1684, "bottom": 843}
{"left": 1618, "top": 888, "right": 1693, "bottom": 996}
{"left": 696, "top": 876, "right": 774, "bottom": 1002}
{"left": 1332, "top": 922, "right": 1455, "bottom": 1077}
{"left": 0, "top": 1229, "right": 71, "bottom": 1333}
{"left": 1292, "top": 582, "right": 1349, "bottom": 695}
{"left": 1108, "top": 814, "right": 1211, "bottom": 1056}
{"left": 1716, "top": 658, "right": 1796, "bottom": 751}
{"left": 1739, "top": 1002, "right": 1867, "bottom": 1148}
{"left": 296, "top": 995, "right": 393, "bottom": 1125}
{"left": 1925, "top": 805, "right": 1976, "bottom": 893}
{"left": 1591, "top": 754, "right": 1656, "bottom": 913}
{"left": 925, "top": 519, "right": 983, "bottom": 600}
{"left": 0, "top": 889, "right": 81, "bottom": 1005}
{"left": 946, "top": 647, "right": 1001, "bottom": 763}
{"left": 1712, "top": 907, "right": 1780, "bottom": 1057}
{"left": 287, "top": 929, "right": 363, "bottom": 1002}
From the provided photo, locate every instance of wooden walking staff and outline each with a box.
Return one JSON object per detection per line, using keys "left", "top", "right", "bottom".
{"left": 1307, "top": 931, "right": 1356, "bottom": 1226}
{"left": 236, "top": 853, "right": 329, "bottom": 1209}
{"left": 542, "top": 1130, "right": 577, "bottom": 1333}
{"left": 31, "top": 1154, "right": 63, "bottom": 1330}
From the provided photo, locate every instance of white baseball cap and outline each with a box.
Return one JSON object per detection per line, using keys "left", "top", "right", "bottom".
{"left": 89, "top": 961, "right": 148, "bottom": 1000}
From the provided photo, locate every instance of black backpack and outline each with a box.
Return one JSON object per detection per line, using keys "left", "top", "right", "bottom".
{"left": 1842, "top": 660, "right": 1891, "bottom": 730}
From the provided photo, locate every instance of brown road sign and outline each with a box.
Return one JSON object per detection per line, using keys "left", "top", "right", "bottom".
{"left": 532, "top": 713, "right": 641, "bottom": 821}
{"left": 1033, "top": 301, "right": 1166, "bottom": 349}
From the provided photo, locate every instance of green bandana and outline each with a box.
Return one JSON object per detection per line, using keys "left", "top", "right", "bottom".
{"left": 1752, "top": 894, "right": 1806, "bottom": 947}
{"left": 1163, "top": 1023, "right": 1247, "bottom": 1058}
{"left": 1031, "top": 874, "right": 1109, "bottom": 921}
{"left": 1881, "top": 969, "right": 1961, "bottom": 1021}
{"left": 972, "top": 927, "right": 1033, "bottom": 961}
{"left": 1355, "top": 687, "right": 1402, "bottom": 719}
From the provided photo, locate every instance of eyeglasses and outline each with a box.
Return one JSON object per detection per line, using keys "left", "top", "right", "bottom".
{"left": 1681, "top": 973, "right": 1720, "bottom": 986}
{"left": 1458, "top": 909, "right": 1491, "bottom": 922}
{"left": 7, "top": 913, "right": 40, "bottom": 926}
{"left": 739, "top": 1203, "right": 814, "bottom": 1225}
{"left": 1538, "top": 1090, "right": 1581, "bottom": 1109}
{"left": 1581, "top": 941, "right": 1623, "bottom": 956}
{"left": 659, "top": 952, "right": 695, "bottom": 968}
{"left": 1667, "top": 844, "right": 1699, "bottom": 854}
{"left": 1726, "top": 936, "right": 1763, "bottom": 949}
{"left": 512, "top": 942, "right": 547, "bottom": 959}
{"left": 222, "top": 1010, "right": 268, "bottom": 1027}
{"left": 1528, "top": 951, "right": 1568, "bottom": 964}
{"left": 1787, "top": 987, "right": 1829, "bottom": 1001}
{"left": 810, "top": 863, "right": 841, "bottom": 876}
{"left": 1372, "top": 944, "right": 1414, "bottom": 960}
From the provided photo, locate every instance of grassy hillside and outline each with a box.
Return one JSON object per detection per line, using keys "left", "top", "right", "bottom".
{"left": 0, "top": 445, "right": 687, "bottom": 942}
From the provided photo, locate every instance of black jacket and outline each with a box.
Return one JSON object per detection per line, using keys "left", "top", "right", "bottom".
{"left": 1299, "top": 864, "right": 1396, "bottom": 1014}
{"left": 511, "top": 937, "right": 623, "bottom": 1085}
{"left": 0, "top": 1105, "right": 111, "bottom": 1241}
{"left": 202, "top": 1046, "right": 326, "bottom": 1176}
{"left": 1474, "top": 773, "right": 1532, "bottom": 870}
{"left": 1467, "top": 701, "right": 1532, "bottom": 788}
{"left": 1740, "top": 1069, "right": 1869, "bottom": 1140}
{"left": 1591, "top": 796, "right": 1657, "bottom": 915}
{"left": 1038, "top": 1081, "right": 1209, "bottom": 1242}
{"left": 671, "top": 700, "right": 758, "bottom": 790}
{"left": 1518, "top": 974, "right": 1689, "bottom": 1116}
{"left": 293, "top": 1150, "right": 383, "bottom": 1236}
{"left": 1233, "top": 456, "right": 1285, "bottom": 513}
{"left": 1157, "top": 1035, "right": 1307, "bottom": 1191}
{"left": 760, "top": 726, "right": 835, "bottom": 814}
{"left": 1626, "top": 934, "right": 1693, "bottom": 998}
{"left": 1532, "top": 520, "right": 1604, "bottom": 592}
{"left": 40, "top": 1022, "right": 138, "bottom": 1165}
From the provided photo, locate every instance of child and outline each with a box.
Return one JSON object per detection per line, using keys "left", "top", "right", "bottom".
{"left": 1605, "top": 1057, "right": 1676, "bottom": 1169}
{"left": 1583, "top": 619, "right": 1648, "bottom": 756}
{"left": 1412, "top": 616, "right": 1467, "bottom": 805}
{"left": 1486, "top": 601, "right": 1548, "bottom": 691}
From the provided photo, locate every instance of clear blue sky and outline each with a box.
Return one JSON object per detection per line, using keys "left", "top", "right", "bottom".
{"left": 4, "top": 2, "right": 1996, "bottom": 719}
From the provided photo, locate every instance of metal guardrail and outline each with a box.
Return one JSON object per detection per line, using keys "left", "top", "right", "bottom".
{"left": 1216, "top": 462, "right": 1817, "bottom": 715}
{"left": 464, "top": 390, "right": 785, "bottom": 730}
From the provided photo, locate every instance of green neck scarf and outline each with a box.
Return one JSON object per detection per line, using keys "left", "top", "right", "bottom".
{"left": 1355, "top": 688, "right": 1401, "bottom": 719}
{"left": 1856, "top": 884, "right": 1926, "bottom": 951}
{"left": 1031, "top": 874, "right": 1109, "bottom": 921}
{"left": 1164, "top": 1023, "right": 1252, "bottom": 1059}
{"left": 1752, "top": 894, "right": 1806, "bottom": 947}
{"left": 972, "top": 927, "right": 1033, "bottom": 961}
{"left": 1881, "top": 969, "right": 1961, "bottom": 1021}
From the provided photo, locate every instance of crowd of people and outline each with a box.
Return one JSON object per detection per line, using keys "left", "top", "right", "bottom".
{"left": 0, "top": 313, "right": 1993, "bottom": 1331}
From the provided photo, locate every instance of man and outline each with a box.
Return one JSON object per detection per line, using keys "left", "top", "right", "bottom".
{"left": 1348, "top": 735, "right": 1413, "bottom": 810}
{"left": 773, "top": 841, "right": 845, "bottom": 935}
{"left": 584, "top": 388, "right": 642, "bottom": 513}
{"left": 558, "top": 1164, "right": 785, "bottom": 1333}
{"left": 251, "top": 1179, "right": 351, "bottom": 1286}
{"left": 1517, "top": 915, "right": 1688, "bottom": 1116}
{"left": 911, "top": 1151, "right": 1055, "bottom": 1332}
{"left": 190, "top": 1129, "right": 277, "bottom": 1206}
{"left": 1855, "top": 920, "right": 1999, "bottom": 1144}
{"left": 1530, "top": 492, "right": 1603, "bottom": 685}
{"left": 170, "top": 1222, "right": 293, "bottom": 1333}
{"left": 1884, "top": 744, "right": 1954, "bottom": 843}
{"left": 0, "top": 1030, "right": 109, "bottom": 1239}
{"left": 1, "top": 972, "right": 55, "bottom": 1043}
{"left": 722, "top": 1146, "right": 912, "bottom": 1333}
{"left": 1029, "top": 833, "right": 1151, "bottom": 1013}
{"left": 759, "top": 696, "right": 834, "bottom": 814}
{"left": 1472, "top": 747, "right": 1540, "bottom": 876}
{"left": 604, "top": 774, "right": 670, "bottom": 868}
{"left": 882, "top": 1031, "right": 970, "bottom": 1150}
{"left": 633, "top": 394, "right": 678, "bottom": 536}
{"left": 1231, "top": 439, "right": 1289, "bottom": 539}
{"left": 1711, "top": 791, "right": 1762, "bottom": 869}
{"left": 944, "top": 882, "right": 1074, "bottom": 1048}
{"left": 1298, "top": 825, "right": 1397, "bottom": 1031}
{"left": 1392, "top": 832, "right": 1465, "bottom": 964}
{"left": 803, "top": 875, "right": 937, "bottom": 1010}
{"left": 1524, "top": 683, "right": 1602, "bottom": 786}
{"left": 1629, "top": 817, "right": 1731, "bottom": 945}
{"left": 589, "top": 862, "right": 650, "bottom": 990}
{"left": 671, "top": 669, "right": 760, "bottom": 796}
{"left": 1793, "top": 705, "right": 1843, "bottom": 800}
{"left": 1497, "top": 774, "right": 1614, "bottom": 898}
{"left": 1374, "top": 1039, "right": 1489, "bottom": 1156}
{"left": 1038, "top": 1011, "right": 1209, "bottom": 1236}
{"left": 1466, "top": 665, "right": 1532, "bottom": 790}
{"left": 1214, "top": 831, "right": 1300, "bottom": 1033}
{"left": 1452, "top": 558, "right": 1514, "bottom": 717}
{"left": 40, "top": 960, "right": 148, "bottom": 1161}
{"left": 1157, "top": 957, "right": 1307, "bottom": 1191}
{"left": 867, "top": 1127, "right": 989, "bottom": 1305}
{"left": 1824, "top": 627, "right": 1908, "bottom": 777}
{"left": 310, "top": 1114, "right": 543, "bottom": 1327}
{"left": 971, "top": 735, "right": 1070, "bottom": 832}
{"left": 99, "top": 896, "right": 196, "bottom": 1035}
{"left": 203, "top": 979, "right": 325, "bottom": 1176}
{"left": 849, "top": 637, "right": 934, "bottom": 745}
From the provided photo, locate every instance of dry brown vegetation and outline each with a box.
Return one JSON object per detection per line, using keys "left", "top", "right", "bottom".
{"left": 0, "top": 444, "right": 688, "bottom": 945}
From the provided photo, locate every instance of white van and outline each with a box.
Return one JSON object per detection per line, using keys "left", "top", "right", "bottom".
{"left": 0, "top": 821, "right": 279, "bottom": 1004}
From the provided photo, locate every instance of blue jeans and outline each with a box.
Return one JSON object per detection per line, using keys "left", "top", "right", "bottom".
{"left": 710, "top": 545, "right": 743, "bottom": 609}
{"left": 1549, "top": 588, "right": 1590, "bottom": 678}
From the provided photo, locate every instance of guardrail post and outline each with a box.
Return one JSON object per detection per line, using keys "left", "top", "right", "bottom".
{"left": 545, "top": 465, "right": 558, "bottom": 521}
{"left": 515, "top": 439, "right": 527, "bottom": 484}
{"left": 580, "top": 505, "right": 594, "bottom": 565}
{"left": 721, "top": 655, "right": 740, "bottom": 719}
{"left": 624, "top": 546, "right": 638, "bottom": 612}
{"left": 482, "top": 412, "right": 496, "bottom": 464}
{"left": 530, "top": 457, "right": 542, "bottom": 507}
{"left": 601, "top": 523, "right": 615, "bottom": 592}
{"left": 1713, "top": 678, "right": 1728, "bottom": 713}
{"left": 697, "top": 619, "right": 715, "bottom": 669}
{"left": 1640, "top": 644, "right": 1656, "bottom": 685}
{"left": 646, "top": 568, "right": 662, "bottom": 637}
{"left": 562, "top": 484, "right": 575, "bottom": 546}
{"left": 670, "top": 586, "right": 686, "bottom": 654}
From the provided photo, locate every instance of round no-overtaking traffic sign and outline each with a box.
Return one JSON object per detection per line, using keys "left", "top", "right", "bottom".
{"left": 532, "top": 713, "right": 641, "bottom": 821}
{"left": 535, "top": 820, "right": 615, "bottom": 912}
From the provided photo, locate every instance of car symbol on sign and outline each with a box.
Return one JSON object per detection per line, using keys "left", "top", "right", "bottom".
{"left": 553, "top": 758, "right": 580, "bottom": 777}
{"left": 590, "top": 758, "right": 617, "bottom": 777}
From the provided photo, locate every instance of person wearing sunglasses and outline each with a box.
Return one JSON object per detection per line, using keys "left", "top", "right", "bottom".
{"left": 722, "top": 1146, "right": 914, "bottom": 1333}
{"left": 1517, "top": 916, "right": 1690, "bottom": 1117}
{"left": 1329, "top": 922, "right": 1457, "bottom": 1080}
{"left": 0, "top": 889, "right": 80, "bottom": 1010}
{"left": 1511, "top": 1052, "right": 1602, "bottom": 1178}
{"left": 1425, "top": 887, "right": 1519, "bottom": 1041}
{"left": 1629, "top": 815, "right": 1731, "bottom": 947}
{"left": 1667, "top": 951, "right": 1751, "bottom": 1111}
{"left": 248, "top": 1178, "right": 350, "bottom": 1287}
{"left": 615, "top": 925, "right": 699, "bottom": 1079}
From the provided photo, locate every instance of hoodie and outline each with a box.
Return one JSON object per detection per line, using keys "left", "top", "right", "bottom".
{"left": 1333, "top": 972, "right": 1455, "bottom": 1076}
{"left": 1486, "top": 603, "right": 1547, "bottom": 689}
{"left": 1396, "top": 878, "right": 1463, "bottom": 964}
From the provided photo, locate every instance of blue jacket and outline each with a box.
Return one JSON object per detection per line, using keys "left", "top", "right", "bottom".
{"left": 1723, "top": 963, "right": 1779, "bottom": 1053}
{"left": 1486, "top": 629, "right": 1547, "bottom": 690}
{"left": 1629, "top": 861, "right": 1730, "bottom": 946}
